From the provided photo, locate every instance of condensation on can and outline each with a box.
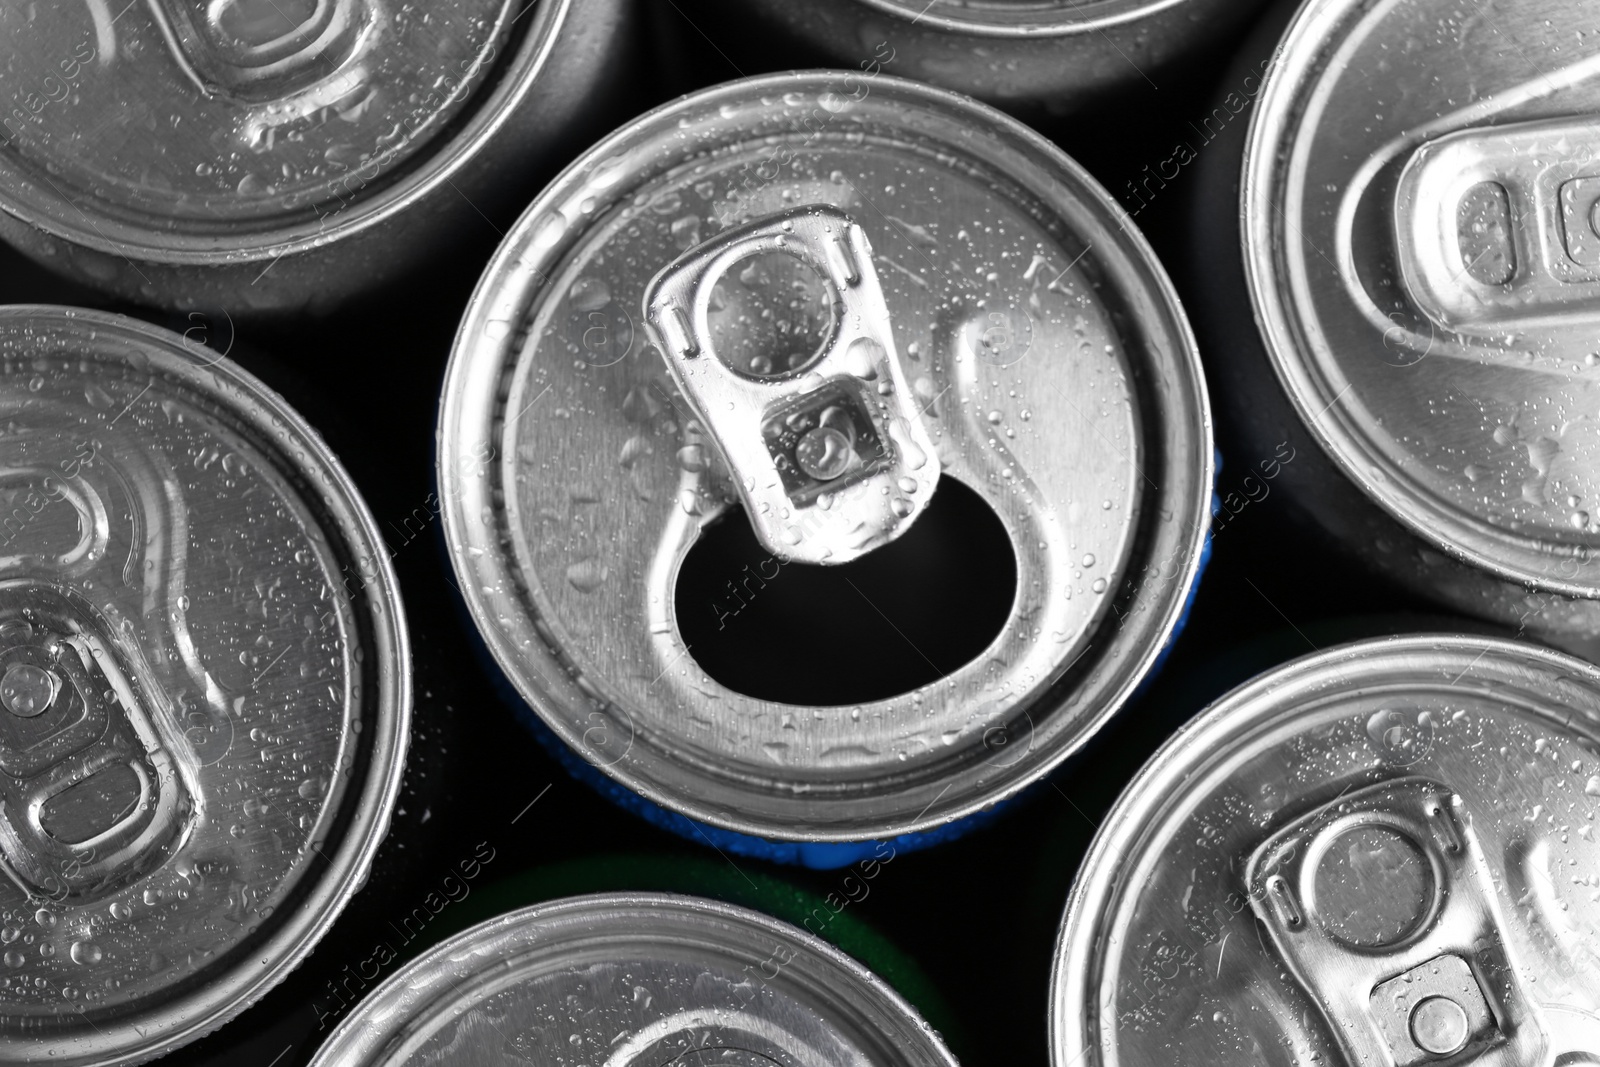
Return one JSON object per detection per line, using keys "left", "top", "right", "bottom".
{"left": 1051, "top": 634, "right": 1600, "bottom": 1067}
{"left": 659, "top": 0, "right": 1268, "bottom": 113}
{"left": 309, "top": 893, "right": 958, "bottom": 1067}
{"left": 1207, "top": 0, "right": 1600, "bottom": 660}
{"left": 438, "top": 71, "right": 1212, "bottom": 853}
{"left": 0, "top": 0, "right": 635, "bottom": 315}
{"left": 0, "top": 305, "right": 409, "bottom": 1065}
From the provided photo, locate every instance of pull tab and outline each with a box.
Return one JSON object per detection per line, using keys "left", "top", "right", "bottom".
{"left": 643, "top": 206, "right": 939, "bottom": 565}
{"left": 1246, "top": 778, "right": 1547, "bottom": 1066}
{"left": 146, "top": 0, "right": 371, "bottom": 101}
{"left": 1395, "top": 116, "right": 1600, "bottom": 331}
{"left": 0, "top": 582, "right": 194, "bottom": 903}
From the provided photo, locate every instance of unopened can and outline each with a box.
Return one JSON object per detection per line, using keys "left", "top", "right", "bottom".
{"left": 439, "top": 70, "right": 1212, "bottom": 865}
{"left": 660, "top": 0, "right": 1266, "bottom": 113}
{"left": 0, "top": 306, "right": 408, "bottom": 1064}
{"left": 1051, "top": 634, "right": 1600, "bottom": 1066}
{"left": 311, "top": 893, "right": 958, "bottom": 1067}
{"left": 1190, "top": 0, "right": 1600, "bottom": 659}
{"left": 0, "top": 0, "right": 633, "bottom": 315}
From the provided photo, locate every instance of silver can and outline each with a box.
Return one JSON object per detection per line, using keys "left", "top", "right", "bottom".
{"left": 310, "top": 892, "right": 958, "bottom": 1067}
{"left": 0, "top": 0, "right": 633, "bottom": 315}
{"left": 438, "top": 70, "right": 1211, "bottom": 852}
{"left": 0, "top": 305, "right": 408, "bottom": 1064}
{"left": 662, "top": 0, "right": 1265, "bottom": 113}
{"left": 1201, "top": 0, "right": 1600, "bottom": 658}
{"left": 1051, "top": 633, "right": 1600, "bottom": 1066}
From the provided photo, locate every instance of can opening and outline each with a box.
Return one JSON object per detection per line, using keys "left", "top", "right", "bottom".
{"left": 675, "top": 477, "right": 1015, "bottom": 705}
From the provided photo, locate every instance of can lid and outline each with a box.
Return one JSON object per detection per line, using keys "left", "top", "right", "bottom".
{"left": 1245, "top": 0, "right": 1600, "bottom": 595}
{"left": 439, "top": 71, "right": 1211, "bottom": 842}
{"left": 843, "top": 0, "right": 1194, "bottom": 36}
{"left": 1051, "top": 634, "right": 1600, "bottom": 1066}
{"left": 309, "top": 893, "right": 958, "bottom": 1067}
{"left": 0, "top": 306, "right": 408, "bottom": 1065}
{"left": 0, "top": 0, "right": 543, "bottom": 256}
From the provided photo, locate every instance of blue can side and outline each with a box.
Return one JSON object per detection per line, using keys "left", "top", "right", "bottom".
{"left": 437, "top": 449, "right": 1218, "bottom": 870}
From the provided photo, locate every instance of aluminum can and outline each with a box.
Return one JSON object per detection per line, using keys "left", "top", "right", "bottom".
{"left": 660, "top": 0, "right": 1266, "bottom": 113}
{"left": 1051, "top": 633, "right": 1600, "bottom": 1066}
{"left": 0, "top": 0, "right": 634, "bottom": 316}
{"left": 312, "top": 893, "right": 957, "bottom": 1067}
{"left": 1189, "top": 0, "right": 1600, "bottom": 661}
{"left": 0, "top": 305, "right": 409, "bottom": 1064}
{"left": 438, "top": 70, "right": 1212, "bottom": 865}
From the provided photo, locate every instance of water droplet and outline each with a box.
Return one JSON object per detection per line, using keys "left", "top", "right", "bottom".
{"left": 566, "top": 557, "right": 607, "bottom": 592}
{"left": 890, "top": 497, "right": 914, "bottom": 518}
{"left": 887, "top": 419, "right": 927, "bottom": 471}
{"left": 568, "top": 276, "right": 611, "bottom": 312}
{"left": 69, "top": 940, "right": 102, "bottom": 965}
{"left": 530, "top": 211, "right": 568, "bottom": 252}
{"left": 677, "top": 444, "right": 707, "bottom": 473}
{"left": 843, "top": 337, "right": 884, "bottom": 380}
{"left": 617, "top": 435, "right": 651, "bottom": 469}
{"left": 1, "top": 663, "right": 57, "bottom": 718}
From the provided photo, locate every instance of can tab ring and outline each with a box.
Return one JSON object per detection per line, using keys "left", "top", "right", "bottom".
{"left": 1396, "top": 117, "right": 1600, "bottom": 333}
{"left": 147, "top": 0, "right": 371, "bottom": 102}
{"left": 1246, "top": 778, "right": 1548, "bottom": 1066}
{"left": 644, "top": 206, "right": 940, "bottom": 566}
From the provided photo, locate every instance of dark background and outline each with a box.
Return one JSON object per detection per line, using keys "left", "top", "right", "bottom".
{"left": 0, "top": 2, "right": 1488, "bottom": 1064}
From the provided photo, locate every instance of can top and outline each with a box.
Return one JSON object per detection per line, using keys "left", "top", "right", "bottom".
{"left": 0, "top": 0, "right": 545, "bottom": 255}
{"left": 1245, "top": 0, "right": 1600, "bottom": 595}
{"left": 439, "top": 70, "right": 1210, "bottom": 842}
{"left": 842, "top": 0, "right": 1193, "bottom": 36}
{"left": 0, "top": 306, "right": 408, "bottom": 1065}
{"left": 310, "top": 892, "right": 958, "bottom": 1067}
{"left": 1051, "top": 634, "right": 1600, "bottom": 1067}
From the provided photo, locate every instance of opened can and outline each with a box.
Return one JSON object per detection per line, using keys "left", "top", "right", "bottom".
{"left": 1190, "top": 0, "right": 1600, "bottom": 659}
{"left": 0, "top": 305, "right": 408, "bottom": 1064}
{"left": 438, "top": 70, "right": 1212, "bottom": 865}
{"left": 310, "top": 893, "right": 958, "bottom": 1067}
{"left": 0, "top": 0, "right": 633, "bottom": 315}
{"left": 1051, "top": 633, "right": 1600, "bottom": 1065}
{"left": 660, "top": 0, "right": 1265, "bottom": 113}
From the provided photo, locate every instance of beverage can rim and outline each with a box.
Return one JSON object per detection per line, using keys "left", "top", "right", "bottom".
{"left": 438, "top": 69, "right": 1213, "bottom": 842}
